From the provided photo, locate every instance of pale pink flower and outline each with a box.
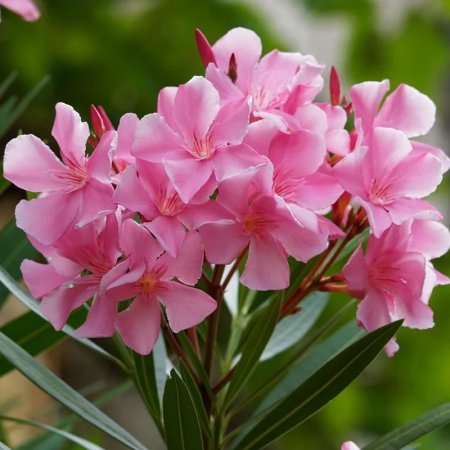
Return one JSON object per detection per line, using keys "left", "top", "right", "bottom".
{"left": 343, "top": 220, "right": 449, "bottom": 355}
{"left": 132, "top": 76, "right": 264, "bottom": 203}
{"left": 0, "top": 0, "right": 39, "bottom": 21}
{"left": 105, "top": 219, "right": 216, "bottom": 354}
{"left": 199, "top": 28, "right": 324, "bottom": 118}
{"left": 4, "top": 103, "right": 117, "bottom": 245}
{"left": 333, "top": 127, "right": 443, "bottom": 237}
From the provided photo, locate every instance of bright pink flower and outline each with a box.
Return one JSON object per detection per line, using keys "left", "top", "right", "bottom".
{"left": 0, "top": 0, "right": 39, "bottom": 21}
{"left": 341, "top": 442, "right": 361, "bottom": 450}
{"left": 113, "top": 112, "right": 139, "bottom": 173}
{"left": 333, "top": 127, "right": 443, "bottom": 237}
{"left": 200, "top": 170, "right": 331, "bottom": 290}
{"left": 4, "top": 103, "right": 117, "bottom": 245}
{"left": 21, "top": 214, "right": 122, "bottom": 336}
{"left": 343, "top": 220, "right": 447, "bottom": 355}
{"left": 105, "top": 219, "right": 216, "bottom": 354}
{"left": 113, "top": 160, "right": 231, "bottom": 256}
{"left": 132, "top": 76, "right": 264, "bottom": 203}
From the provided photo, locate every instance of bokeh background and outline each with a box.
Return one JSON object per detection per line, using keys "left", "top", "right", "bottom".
{"left": 1, "top": 0, "right": 450, "bottom": 449}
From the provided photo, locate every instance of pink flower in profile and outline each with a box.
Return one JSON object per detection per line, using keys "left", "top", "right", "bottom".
{"left": 21, "top": 213, "right": 122, "bottom": 336}
{"left": 105, "top": 219, "right": 216, "bottom": 354}
{"left": 343, "top": 221, "right": 442, "bottom": 356}
{"left": 198, "top": 27, "right": 324, "bottom": 118}
{"left": 0, "top": 0, "right": 39, "bottom": 21}
{"left": 341, "top": 442, "right": 360, "bottom": 450}
{"left": 4, "top": 102, "right": 117, "bottom": 245}
{"left": 333, "top": 127, "right": 443, "bottom": 237}
{"left": 132, "top": 76, "right": 264, "bottom": 203}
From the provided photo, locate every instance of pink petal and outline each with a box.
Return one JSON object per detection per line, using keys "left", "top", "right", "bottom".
{"left": 76, "top": 294, "right": 117, "bottom": 338}
{"left": 355, "top": 198, "right": 392, "bottom": 238}
{"left": 343, "top": 244, "right": 368, "bottom": 298}
{"left": 200, "top": 222, "right": 248, "bottom": 264}
{"left": 350, "top": 80, "right": 390, "bottom": 135}
{"left": 16, "top": 193, "right": 81, "bottom": 245}
{"left": 77, "top": 178, "right": 115, "bottom": 228}
{"left": 159, "top": 281, "right": 216, "bottom": 333}
{"left": 386, "top": 198, "right": 442, "bottom": 225}
{"left": 163, "top": 158, "right": 213, "bottom": 203}
{"left": 333, "top": 146, "right": 368, "bottom": 199}
{"left": 205, "top": 63, "right": 243, "bottom": 105}
{"left": 212, "top": 27, "right": 262, "bottom": 90}
{"left": 157, "top": 86, "right": 178, "bottom": 128}
{"left": 179, "top": 200, "right": 233, "bottom": 230}
{"left": 0, "top": 0, "right": 40, "bottom": 21}
{"left": 173, "top": 76, "right": 220, "bottom": 146}
{"left": 3, "top": 134, "right": 68, "bottom": 192}
{"left": 41, "top": 283, "right": 96, "bottom": 331}
{"left": 52, "top": 103, "right": 90, "bottom": 167}
{"left": 160, "top": 231, "right": 204, "bottom": 285}
{"left": 241, "top": 237, "right": 289, "bottom": 290}
{"left": 357, "top": 287, "right": 391, "bottom": 332}
{"left": 119, "top": 219, "right": 163, "bottom": 265}
{"left": 243, "top": 119, "right": 278, "bottom": 156}
{"left": 132, "top": 113, "right": 184, "bottom": 162}
{"left": 21, "top": 259, "right": 80, "bottom": 298}
{"left": 212, "top": 143, "right": 266, "bottom": 182}
{"left": 376, "top": 84, "right": 436, "bottom": 137}
{"left": 116, "top": 296, "right": 161, "bottom": 355}
{"left": 114, "top": 113, "right": 139, "bottom": 168}
{"left": 113, "top": 165, "right": 157, "bottom": 218}
{"left": 209, "top": 98, "right": 249, "bottom": 146}
{"left": 86, "top": 130, "right": 116, "bottom": 183}
{"left": 410, "top": 220, "right": 450, "bottom": 259}
{"left": 341, "top": 442, "right": 361, "bottom": 450}
{"left": 144, "top": 215, "right": 186, "bottom": 258}
{"left": 411, "top": 141, "right": 450, "bottom": 173}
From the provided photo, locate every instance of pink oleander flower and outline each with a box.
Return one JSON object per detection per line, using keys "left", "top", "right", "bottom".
{"left": 132, "top": 76, "right": 265, "bottom": 203}
{"left": 343, "top": 219, "right": 450, "bottom": 356}
{"left": 21, "top": 213, "right": 122, "bottom": 336}
{"left": 200, "top": 169, "right": 331, "bottom": 291}
{"left": 104, "top": 219, "right": 216, "bottom": 354}
{"left": 333, "top": 126, "right": 444, "bottom": 237}
{"left": 3, "top": 102, "right": 117, "bottom": 245}
{"left": 341, "top": 442, "right": 361, "bottom": 450}
{"left": 114, "top": 160, "right": 230, "bottom": 257}
{"left": 197, "top": 27, "right": 324, "bottom": 119}
{"left": 0, "top": 0, "right": 39, "bottom": 21}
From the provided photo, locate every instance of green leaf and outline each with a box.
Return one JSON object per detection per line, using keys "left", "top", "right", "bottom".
{"left": 0, "top": 415, "right": 105, "bottom": 450}
{"left": 0, "top": 331, "right": 147, "bottom": 450}
{"left": 0, "top": 162, "right": 10, "bottom": 196}
{"left": 256, "top": 320, "right": 365, "bottom": 414}
{"left": 224, "top": 295, "right": 282, "bottom": 407}
{"left": 0, "top": 220, "right": 38, "bottom": 308}
{"left": 0, "top": 265, "right": 122, "bottom": 368}
{"left": 363, "top": 402, "right": 450, "bottom": 450}
{"left": 0, "top": 75, "right": 50, "bottom": 137}
{"left": 163, "top": 369, "right": 204, "bottom": 450}
{"left": 260, "top": 292, "right": 328, "bottom": 361}
{"left": 233, "top": 320, "right": 402, "bottom": 450}
{"left": 0, "top": 311, "right": 66, "bottom": 377}
{"left": 0, "top": 72, "right": 17, "bottom": 99}
{"left": 179, "top": 365, "right": 212, "bottom": 440}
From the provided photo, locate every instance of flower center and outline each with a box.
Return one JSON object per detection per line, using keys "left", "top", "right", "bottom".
{"left": 54, "top": 164, "right": 88, "bottom": 191}
{"left": 368, "top": 178, "right": 393, "bottom": 205}
{"left": 273, "top": 167, "right": 299, "bottom": 201}
{"left": 138, "top": 271, "right": 160, "bottom": 295}
{"left": 193, "top": 134, "right": 213, "bottom": 159}
{"left": 157, "top": 186, "right": 185, "bottom": 216}
{"left": 243, "top": 211, "right": 274, "bottom": 236}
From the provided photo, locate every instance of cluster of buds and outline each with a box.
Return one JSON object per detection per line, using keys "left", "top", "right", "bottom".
{"left": 3, "top": 27, "right": 449, "bottom": 355}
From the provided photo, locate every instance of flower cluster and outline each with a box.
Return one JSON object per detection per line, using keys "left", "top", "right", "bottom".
{"left": 3, "top": 27, "right": 449, "bottom": 355}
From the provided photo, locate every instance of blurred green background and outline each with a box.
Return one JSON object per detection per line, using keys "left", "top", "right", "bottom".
{"left": 1, "top": 0, "right": 450, "bottom": 448}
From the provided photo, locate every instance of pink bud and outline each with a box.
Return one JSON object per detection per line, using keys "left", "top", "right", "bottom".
{"left": 227, "top": 53, "right": 237, "bottom": 83}
{"left": 90, "top": 105, "right": 113, "bottom": 140}
{"left": 195, "top": 28, "right": 217, "bottom": 67}
{"left": 330, "top": 66, "right": 342, "bottom": 106}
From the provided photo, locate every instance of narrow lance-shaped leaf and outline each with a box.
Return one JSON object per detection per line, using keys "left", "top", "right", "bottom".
{"left": 363, "top": 402, "right": 450, "bottom": 450}
{"left": 224, "top": 295, "right": 282, "bottom": 407}
{"left": 260, "top": 292, "right": 329, "bottom": 361}
{"left": 163, "top": 369, "right": 204, "bottom": 450}
{"left": 0, "top": 331, "right": 147, "bottom": 450}
{"left": 232, "top": 320, "right": 402, "bottom": 450}
{"left": 0, "top": 415, "right": 105, "bottom": 450}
